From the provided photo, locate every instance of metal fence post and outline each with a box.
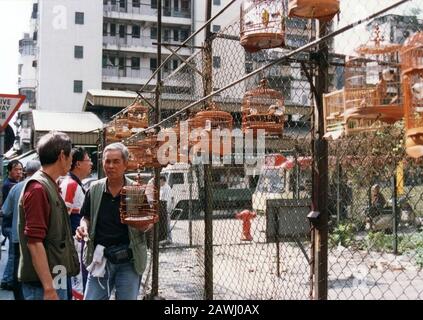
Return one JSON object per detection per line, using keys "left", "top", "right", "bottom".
{"left": 203, "top": 0, "right": 214, "bottom": 300}
{"left": 151, "top": 0, "right": 162, "bottom": 298}
{"left": 313, "top": 20, "right": 330, "bottom": 300}
{"left": 392, "top": 175, "right": 398, "bottom": 255}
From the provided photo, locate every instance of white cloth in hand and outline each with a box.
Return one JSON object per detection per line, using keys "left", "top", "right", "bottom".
{"left": 86, "top": 244, "right": 107, "bottom": 277}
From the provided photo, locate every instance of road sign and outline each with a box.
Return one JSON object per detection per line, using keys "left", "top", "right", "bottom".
{"left": 0, "top": 94, "right": 26, "bottom": 131}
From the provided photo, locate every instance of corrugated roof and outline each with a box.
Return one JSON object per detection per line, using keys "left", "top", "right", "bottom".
{"left": 32, "top": 111, "right": 103, "bottom": 133}
{"left": 83, "top": 89, "right": 139, "bottom": 110}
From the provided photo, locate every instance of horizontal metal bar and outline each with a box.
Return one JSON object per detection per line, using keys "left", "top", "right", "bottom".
{"left": 152, "top": 42, "right": 205, "bottom": 49}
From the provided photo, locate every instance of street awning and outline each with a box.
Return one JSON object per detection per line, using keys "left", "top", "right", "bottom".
{"left": 32, "top": 111, "right": 103, "bottom": 145}
{"left": 83, "top": 89, "right": 138, "bottom": 110}
{"left": 3, "top": 150, "right": 38, "bottom": 169}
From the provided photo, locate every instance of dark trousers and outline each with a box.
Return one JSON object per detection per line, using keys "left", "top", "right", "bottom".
{"left": 12, "top": 243, "right": 24, "bottom": 300}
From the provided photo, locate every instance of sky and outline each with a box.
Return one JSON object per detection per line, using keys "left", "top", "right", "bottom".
{"left": 0, "top": 0, "right": 421, "bottom": 94}
{"left": 0, "top": 0, "right": 32, "bottom": 94}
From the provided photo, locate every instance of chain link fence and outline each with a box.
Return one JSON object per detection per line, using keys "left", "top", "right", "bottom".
{"left": 113, "top": 0, "right": 423, "bottom": 300}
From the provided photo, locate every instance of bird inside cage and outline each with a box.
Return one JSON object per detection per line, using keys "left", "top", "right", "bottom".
{"left": 188, "top": 103, "right": 233, "bottom": 157}
{"left": 240, "top": 0, "right": 285, "bottom": 52}
{"left": 343, "top": 25, "right": 403, "bottom": 131}
{"left": 120, "top": 184, "right": 159, "bottom": 230}
{"left": 242, "top": 78, "right": 285, "bottom": 137}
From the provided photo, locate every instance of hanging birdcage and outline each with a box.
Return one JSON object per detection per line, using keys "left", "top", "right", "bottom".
{"left": 126, "top": 133, "right": 165, "bottom": 171}
{"left": 159, "top": 123, "right": 190, "bottom": 164}
{"left": 242, "top": 79, "right": 285, "bottom": 137}
{"left": 288, "top": 0, "right": 340, "bottom": 21}
{"left": 120, "top": 183, "right": 159, "bottom": 230}
{"left": 105, "top": 118, "right": 133, "bottom": 144}
{"left": 240, "top": 0, "right": 285, "bottom": 52}
{"left": 401, "top": 32, "right": 423, "bottom": 158}
{"left": 188, "top": 103, "right": 233, "bottom": 157}
{"left": 125, "top": 101, "right": 149, "bottom": 129}
{"left": 343, "top": 25, "right": 403, "bottom": 134}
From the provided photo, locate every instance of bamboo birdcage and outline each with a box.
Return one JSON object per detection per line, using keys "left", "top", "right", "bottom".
{"left": 120, "top": 182, "right": 159, "bottom": 230}
{"left": 242, "top": 79, "right": 285, "bottom": 137}
{"left": 159, "top": 122, "right": 190, "bottom": 164}
{"left": 105, "top": 118, "right": 132, "bottom": 144}
{"left": 288, "top": 0, "right": 339, "bottom": 21}
{"left": 401, "top": 32, "right": 423, "bottom": 158}
{"left": 343, "top": 25, "right": 403, "bottom": 134}
{"left": 240, "top": 0, "right": 285, "bottom": 53}
{"left": 104, "top": 100, "right": 149, "bottom": 144}
{"left": 125, "top": 101, "right": 149, "bottom": 129}
{"left": 126, "top": 133, "right": 166, "bottom": 171}
{"left": 188, "top": 103, "right": 233, "bottom": 157}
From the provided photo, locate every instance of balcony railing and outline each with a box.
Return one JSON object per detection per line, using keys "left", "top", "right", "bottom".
{"left": 103, "top": 4, "right": 191, "bottom": 19}
{"left": 102, "top": 66, "right": 191, "bottom": 85}
{"left": 103, "top": 35, "right": 191, "bottom": 51}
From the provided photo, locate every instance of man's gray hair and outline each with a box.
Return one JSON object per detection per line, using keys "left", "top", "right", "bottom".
{"left": 25, "top": 160, "right": 41, "bottom": 174}
{"left": 103, "top": 142, "right": 129, "bottom": 162}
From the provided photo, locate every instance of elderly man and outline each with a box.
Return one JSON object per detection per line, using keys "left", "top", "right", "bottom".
{"left": 76, "top": 142, "right": 149, "bottom": 300}
{"left": 18, "top": 131, "right": 79, "bottom": 300}
{"left": 2, "top": 160, "right": 41, "bottom": 300}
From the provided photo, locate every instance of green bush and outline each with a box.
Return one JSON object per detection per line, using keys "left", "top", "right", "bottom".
{"left": 329, "top": 224, "right": 356, "bottom": 247}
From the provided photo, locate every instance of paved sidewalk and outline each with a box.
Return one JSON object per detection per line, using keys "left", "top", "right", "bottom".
{"left": 0, "top": 239, "right": 14, "bottom": 300}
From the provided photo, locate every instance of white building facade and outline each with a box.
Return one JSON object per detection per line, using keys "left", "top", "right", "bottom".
{"left": 18, "top": 0, "right": 237, "bottom": 112}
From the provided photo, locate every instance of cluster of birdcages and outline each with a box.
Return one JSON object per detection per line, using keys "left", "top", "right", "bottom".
{"left": 323, "top": 25, "right": 423, "bottom": 160}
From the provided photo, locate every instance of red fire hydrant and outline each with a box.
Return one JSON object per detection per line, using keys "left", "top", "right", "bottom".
{"left": 235, "top": 210, "right": 257, "bottom": 241}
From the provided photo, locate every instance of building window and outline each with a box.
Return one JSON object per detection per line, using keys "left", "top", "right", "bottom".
{"left": 75, "top": 12, "right": 84, "bottom": 25}
{"left": 110, "top": 23, "right": 116, "bottom": 36}
{"left": 118, "top": 57, "right": 125, "bottom": 69}
{"left": 181, "top": 29, "right": 189, "bottom": 41}
{"left": 74, "top": 46, "right": 84, "bottom": 59}
{"left": 131, "top": 57, "right": 140, "bottom": 70}
{"left": 150, "top": 27, "right": 157, "bottom": 39}
{"left": 213, "top": 56, "right": 221, "bottom": 68}
{"left": 150, "top": 58, "right": 157, "bottom": 71}
{"left": 33, "top": 31, "right": 37, "bottom": 41}
{"left": 102, "top": 55, "right": 108, "bottom": 68}
{"left": 18, "top": 64, "right": 23, "bottom": 76}
{"left": 133, "top": 0, "right": 140, "bottom": 7}
{"left": 174, "top": 0, "right": 179, "bottom": 11}
{"left": 119, "top": 25, "right": 126, "bottom": 38}
{"left": 74, "top": 80, "right": 83, "bottom": 93}
{"left": 173, "top": 29, "right": 179, "bottom": 41}
{"left": 213, "top": 0, "right": 221, "bottom": 5}
{"left": 181, "top": 0, "right": 190, "bottom": 10}
{"left": 103, "top": 23, "right": 108, "bottom": 36}
{"left": 164, "top": 29, "right": 170, "bottom": 41}
{"left": 172, "top": 59, "right": 178, "bottom": 70}
{"left": 213, "top": 25, "right": 221, "bottom": 33}
{"left": 132, "top": 25, "right": 140, "bottom": 38}
{"left": 151, "top": 0, "right": 157, "bottom": 9}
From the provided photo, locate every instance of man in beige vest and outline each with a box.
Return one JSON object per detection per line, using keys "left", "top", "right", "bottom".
{"left": 18, "top": 131, "right": 79, "bottom": 300}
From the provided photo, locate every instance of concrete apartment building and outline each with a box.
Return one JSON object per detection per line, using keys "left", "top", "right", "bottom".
{"left": 17, "top": 0, "right": 238, "bottom": 113}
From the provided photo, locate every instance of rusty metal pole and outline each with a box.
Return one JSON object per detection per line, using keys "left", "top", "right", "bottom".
{"left": 313, "top": 20, "right": 329, "bottom": 300}
{"left": 151, "top": 0, "right": 162, "bottom": 298}
{"left": 203, "top": 0, "right": 214, "bottom": 300}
